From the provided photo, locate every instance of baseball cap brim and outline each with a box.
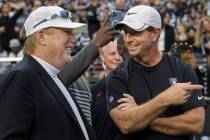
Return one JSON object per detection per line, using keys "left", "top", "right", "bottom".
{"left": 51, "top": 22, "right": 87, "bottom": 33}
{"left": 115, "top": 20, "right": 149, "bottom": 31}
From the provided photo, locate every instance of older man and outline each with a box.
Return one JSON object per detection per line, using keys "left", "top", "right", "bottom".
{"left": 0, "top": 6, "right": 115, "bottom": 140}
{"left": 91, "top": 40, "right": 124, "bottom": 139}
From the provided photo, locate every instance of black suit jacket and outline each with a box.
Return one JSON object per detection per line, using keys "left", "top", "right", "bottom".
{"left": 0, "top": 55, "right": 95, "bottom": 140}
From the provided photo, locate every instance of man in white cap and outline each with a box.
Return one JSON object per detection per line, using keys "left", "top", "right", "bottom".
{"left": 0, "top": 6, "right": 115, "bottom": 140}
{"left": 107, "top": 5, "right": 206, "bottom": 140}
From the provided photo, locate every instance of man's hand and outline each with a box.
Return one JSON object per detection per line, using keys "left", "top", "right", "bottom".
{"left": 92, "top": 16, "right": 118, "bottom": 47}
{"left": 117, "top": 93, "right": 137, "bottom": 111}
{"left": 160, "top": 82, "right": 203, "bottom": 105}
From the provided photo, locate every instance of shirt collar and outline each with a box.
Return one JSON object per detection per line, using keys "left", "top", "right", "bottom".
{"left": 31, "top": 55, "right": 60, "bottom": 78}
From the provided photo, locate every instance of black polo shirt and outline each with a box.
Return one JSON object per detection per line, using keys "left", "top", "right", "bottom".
{"left": 107, "top": 54, "right": 206, "bottom": 140}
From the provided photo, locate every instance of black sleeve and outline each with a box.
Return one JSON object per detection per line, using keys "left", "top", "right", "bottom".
{"left": 0, "top": 71, "right": 33, "bottom": 140}
{"left": 90, "top": 82, "right": 98, "bottom": 122}
{"left": 59, "top": 42, "right": 99, "bottom": 86}
{"left": 180, "top": 63, "right": 206, "bottom": 112}
{"left": 106, "top": 65, "right": 129, "bottom": 112}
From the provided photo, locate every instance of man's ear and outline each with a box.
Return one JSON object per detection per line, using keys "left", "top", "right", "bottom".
{"left": 35, "top": 30, "right": 47, "bottom": 46}
{"left": 152, "top": 28, "right": 161, "bottom": 42}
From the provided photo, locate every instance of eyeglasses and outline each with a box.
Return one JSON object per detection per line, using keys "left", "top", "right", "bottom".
{"left": 33, "top": 10, "right": 72, "bottom": 28}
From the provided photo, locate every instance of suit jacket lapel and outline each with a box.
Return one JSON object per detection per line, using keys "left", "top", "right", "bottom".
{"left": 24, "top": 55, "right": 87, "bottom": 136}
{"left": 41, "top": 75, "right": 80, "bottom": 125}
{"left": 43, "top": 76, "right": 97, "bottom": 139}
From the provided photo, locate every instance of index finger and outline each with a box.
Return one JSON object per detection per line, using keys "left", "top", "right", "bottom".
{"left": 117, "top": 98, "right": 130, "bottom": 103}
{"left": 185, "top": 84, "right": 203, "bottom": 90}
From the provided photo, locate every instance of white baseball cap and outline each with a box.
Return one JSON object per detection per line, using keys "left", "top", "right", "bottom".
{"left": 24, "top": 6, "right": 87, "bottom": 37}
{"left": 115, "top": 5, "right": 161, "bottom": 31}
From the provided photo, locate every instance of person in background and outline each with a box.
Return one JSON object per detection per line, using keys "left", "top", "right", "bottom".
{"left": 158, "top": 10, "right": 175, "bottom": 52}
{"left": 0, "top": 1, "right": 25, "bottom": 53}
{"left": 99, "top": 40, "right": 123, "bottom": 76}
{"left": 186, "top": 26, "right": 196, "bottom": 46}
{"left": 115, "top": 0, "right": 126, "bottom": 11}
{"left": 8, "top": 38, "right": 23, "bottom": 58}
{"left": 31, "top": 0, "right": 42, "bottom": 11}
{"left": 133, "top": 0, "right": 149, "bottom": 6}
{"left": 7, "top": 38, "right": 23, "bottom": 67}
{"left": 91, "top": 40, "right": 122, "bottom": 140}
{"left": 194, "top": 16, "right": 210, "bottom": 64}
{"left": 175, "top": 22, "right": 189, "bottom": 43}
{"left": 86, "top": 0, "right": 100, "bottom": 39}
{"left": 170, "top": 42, "right": 202, "bottom": 85}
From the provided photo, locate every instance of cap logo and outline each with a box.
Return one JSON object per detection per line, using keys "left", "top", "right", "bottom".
{"left": 169, "top": 78, "right": 177, "bottom": 85}
{"left": 108, "top": 95, "right": 114, "bottom": 103}
{"left": 136, "top": 23, "right": 147, "bottom": 31}
{"left": 127, "top": 12, "right": 137, "bottom": 15}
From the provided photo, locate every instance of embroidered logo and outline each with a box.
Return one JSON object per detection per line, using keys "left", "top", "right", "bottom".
{"left": 169, "top": 78, "right": 177, "bottom": 85}
{"left": 198, "top": 96, "right": 204, "bottom": 100}
{"left": 127, "top": 12, "right": 137, "bottom": 15}
{"left": 108, "top": 95, "right": 114, "bottom": 103}
{"left": 96, "top": 92, "right": 102, "bottom": 97}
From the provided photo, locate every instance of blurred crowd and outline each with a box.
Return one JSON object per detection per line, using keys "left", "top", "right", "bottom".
{"left": 0, "top": 0, "right": 210, "bottom": 94}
